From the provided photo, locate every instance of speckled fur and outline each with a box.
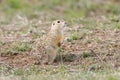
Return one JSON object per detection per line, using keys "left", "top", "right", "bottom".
{"left": 34, "top": 20, "right": 66, "bottom": 64}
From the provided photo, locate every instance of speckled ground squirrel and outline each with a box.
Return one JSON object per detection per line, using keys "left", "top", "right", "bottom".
{"left": 34, "top": 20, "right": 67, "bottom": 64}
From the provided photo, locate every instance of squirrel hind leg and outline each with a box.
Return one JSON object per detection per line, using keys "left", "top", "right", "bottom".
{"left": 47, "top": 47, "right": 57, "bottom": 64}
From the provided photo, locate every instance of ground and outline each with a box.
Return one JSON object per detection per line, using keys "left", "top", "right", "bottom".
{"left": 0, "top": 0, "right": 120, "bottom": 80}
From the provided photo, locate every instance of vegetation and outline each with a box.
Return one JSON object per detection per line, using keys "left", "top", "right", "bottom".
{"left": 0, "top": 0, "right": 120, "bottom": 80}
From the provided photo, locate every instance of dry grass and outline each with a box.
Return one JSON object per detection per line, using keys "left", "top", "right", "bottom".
{"left": 0, "top": 0, "right": 120, "bottom": 80}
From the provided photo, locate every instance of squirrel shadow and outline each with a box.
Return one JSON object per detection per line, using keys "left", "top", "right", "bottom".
{"left": 54, "top": 53, "right": 78, "bottom": 62}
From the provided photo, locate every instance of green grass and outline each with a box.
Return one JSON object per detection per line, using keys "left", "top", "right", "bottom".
{"left": 14, "top": 42, "right": 32, "bottom": 52}
{"left": 82, "top": 51, "right": 90, "bottom": 58}
{"left": 0, "top": 0, "right": 120, "bottom": 21}
{"left": 0, "top": 65, "right": 119, "bottom": 80}
{"left": 70, "top": 32, "right": 79, "bottom": 40}
{"left": 0, "top": 42, "right": 32, "bottom": 56}
{"left": 0, "top": 0, "right": 120, "bottom": 80}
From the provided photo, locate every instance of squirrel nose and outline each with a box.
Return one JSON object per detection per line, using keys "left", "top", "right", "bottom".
{"left": 63, "top": 21, "right": 67, "bottom": 25}
{"left": 64, "top": 22, "right": 67, "bottom": 26}
{"left": 65, "top": 22, "right": 67, "bottom": 25}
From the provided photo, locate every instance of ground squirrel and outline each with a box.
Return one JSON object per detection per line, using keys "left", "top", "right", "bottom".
{"left": 34, "top": 20, "right": 67, "bottom": 64}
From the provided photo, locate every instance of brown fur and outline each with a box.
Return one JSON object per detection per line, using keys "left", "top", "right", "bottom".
{"left": 34, "top": 20, "right": 66, "bottom": 64}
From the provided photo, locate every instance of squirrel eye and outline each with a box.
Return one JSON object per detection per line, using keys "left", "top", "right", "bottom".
{"left": 57, "top": 21, "right": 60, "bottom": 23}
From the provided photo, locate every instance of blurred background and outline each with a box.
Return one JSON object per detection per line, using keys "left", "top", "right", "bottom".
{"left": 0, "top": 1, "right": 120, "bottom": 79}
{"left": 0, "top": 0, "right": 120, "bottom": 22}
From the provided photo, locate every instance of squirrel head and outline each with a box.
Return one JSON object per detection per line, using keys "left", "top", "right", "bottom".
{"left": 51, "top": 20, "right": 67, "bottom": 32}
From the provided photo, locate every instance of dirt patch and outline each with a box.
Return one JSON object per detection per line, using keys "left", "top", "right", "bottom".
{"left": 0, "top": 28, "right": 120, "bottom": 71}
